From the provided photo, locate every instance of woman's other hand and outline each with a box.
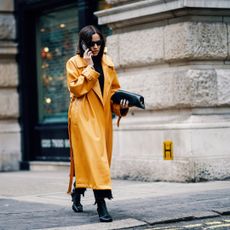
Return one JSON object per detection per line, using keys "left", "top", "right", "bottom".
{"left": 120, "top": 99, "right": 129, "bottom": 109}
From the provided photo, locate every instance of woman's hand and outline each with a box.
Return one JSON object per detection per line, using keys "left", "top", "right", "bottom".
{"left": 120, "top": 99, "right": 129, "bottom": 109}
{"left": 83, "top": 49, "right": 94, "bottom": 67}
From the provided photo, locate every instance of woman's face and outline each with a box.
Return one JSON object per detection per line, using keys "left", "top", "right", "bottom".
{"left": 90, "top": 33, "right": 102, "bottom": 56}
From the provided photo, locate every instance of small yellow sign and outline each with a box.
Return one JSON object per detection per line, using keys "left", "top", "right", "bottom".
{"left": 163, "top": 140, "right": 173, "bottom": 160}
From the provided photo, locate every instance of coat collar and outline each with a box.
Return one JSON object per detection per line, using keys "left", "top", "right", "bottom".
{"left": 74, "top": 52, "right": 114, "bottom": 68}
{"left": 73, "top": 52, "right": 115, "bottom": 107}
{"left": 102, "top": 54, "right": 114, "bottom": 68}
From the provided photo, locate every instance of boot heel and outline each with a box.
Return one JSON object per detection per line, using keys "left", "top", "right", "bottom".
{"left": 72, "top": 203, "right": 83, "bottom": 212}
{"left": 96, "top": 200, "right": 113, "bottom": 222}
{"left": 71, "top": 193, "right": 83, "bottom": 212}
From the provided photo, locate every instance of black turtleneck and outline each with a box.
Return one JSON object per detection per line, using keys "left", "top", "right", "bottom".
{"left": 92, "top": 56, "right": 104, "bottom": 96}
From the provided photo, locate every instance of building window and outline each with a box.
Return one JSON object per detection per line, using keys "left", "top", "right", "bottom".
{"left": 37, "top": 6, "right": 78, "bottom": 124}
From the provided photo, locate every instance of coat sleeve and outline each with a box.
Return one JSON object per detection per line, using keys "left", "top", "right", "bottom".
{"left": 110, "top": 69, "right": 129, "bottom": 117}
{"left": 66, "top": 59, "right": 100, "bottom": 98}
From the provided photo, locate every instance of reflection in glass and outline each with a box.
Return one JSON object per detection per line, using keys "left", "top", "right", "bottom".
{"left": 37, "top": 7, "right": 78, "bottom": 123}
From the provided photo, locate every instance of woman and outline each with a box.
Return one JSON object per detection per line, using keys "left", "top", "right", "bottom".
{"left": 66, "top": 25, "right": 129, "bottom": 222}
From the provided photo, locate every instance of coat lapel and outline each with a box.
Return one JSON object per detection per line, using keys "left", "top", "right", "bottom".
{"left": 102, "top": 55, "right": 114, "bottom": 105}
{"left": 75, "top": 55, "right": 104, "bottom": 105}
{"left": 92, "top": 80, "right": 104, "bottom": 106}
{"left": 75, "top": 54, "right": 114, "bottom": 107}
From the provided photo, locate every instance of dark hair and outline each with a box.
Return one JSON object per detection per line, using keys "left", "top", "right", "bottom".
{"left": 77, "top": 25, "right": 105, "bottom": 59}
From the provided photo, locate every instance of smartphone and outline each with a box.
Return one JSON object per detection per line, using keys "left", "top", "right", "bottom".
{"left": 81, "top": 40, "right": 88, "bottom": 52}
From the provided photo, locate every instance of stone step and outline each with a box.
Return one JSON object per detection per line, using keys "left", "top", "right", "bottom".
{"left": 29, "top": 161, "right": 69, "bottom": 172}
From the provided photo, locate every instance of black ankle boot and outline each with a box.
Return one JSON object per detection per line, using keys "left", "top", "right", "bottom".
{"left": 71, "top": 192, "right": 83, "bottom": 212}
{"left": 96, "top": 199, "right": 113, "bottom": 222}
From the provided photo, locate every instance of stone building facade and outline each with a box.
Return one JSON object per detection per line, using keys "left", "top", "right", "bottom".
{"left": 0, "top": 0, "right": 20, "bottom": 170}
{"left": 96, "top": 0, "right": 230, "bottom": 182}
{"left": 0, "top": 0, "right": 104, "bottom": 171}
{"left": 1, "top": 0, "right": 230, "bottom": 183}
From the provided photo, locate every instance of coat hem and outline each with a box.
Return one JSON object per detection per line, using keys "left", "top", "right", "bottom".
{"left": 75, "top": 183, "right": 112, "bottom": 190}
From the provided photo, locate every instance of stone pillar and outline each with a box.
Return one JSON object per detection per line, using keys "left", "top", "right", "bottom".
{"left": 0, "top": 0, "right": 20, "bottom": 171}
{"left": 96, "top": 0, "right": 230, "bottom": 181}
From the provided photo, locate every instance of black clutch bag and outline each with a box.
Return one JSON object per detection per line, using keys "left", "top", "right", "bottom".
{"left": 111, "top": 90, "right": 145, "bottom": 109}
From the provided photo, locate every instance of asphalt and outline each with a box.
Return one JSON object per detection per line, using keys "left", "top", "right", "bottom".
{"left": 0, "top": 171, "right": 229, "bottom": 230}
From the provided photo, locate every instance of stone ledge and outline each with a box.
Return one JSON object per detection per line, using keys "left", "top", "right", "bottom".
{"left": 114, "top": 113, "right": 230, "bottom": 131}
{"left": 96, "top": 0, "right": 230, "bottom": 27}
{"left": 0, "top": 41, "right": 17, "bottom": 56}
{"left": 106, "top": 0, "right": 142, "bottom": 6}
{"left": 0, "top": 120, "right": 20, "bottom": 133}
{"left": 30, "top": 161, "right": 70, "bottom": 172}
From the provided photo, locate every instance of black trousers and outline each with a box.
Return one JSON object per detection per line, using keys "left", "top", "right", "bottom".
{"left": 72, "top": 186, "right": 113, "bottom": 200}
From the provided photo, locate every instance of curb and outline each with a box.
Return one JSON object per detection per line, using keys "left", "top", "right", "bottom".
{"left": 37, "top": 218, "right": 147, "bottom": 230}
{"left": 212, "top": 208, "right": 230, "bottom": 215}
{"left": 145, "top": 211, "right": 221, "bottom": 225}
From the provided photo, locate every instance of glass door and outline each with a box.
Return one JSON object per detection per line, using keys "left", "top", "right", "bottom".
{"left": 35, "top": 6, "right": 79, "bottom": 161}
{"left": 37, "top": 6, "right": 78, "bottom": 124}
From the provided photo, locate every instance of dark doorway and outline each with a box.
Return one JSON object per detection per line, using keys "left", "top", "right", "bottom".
{"left": 15, "top": 0, "right": 99, "bottom": 168}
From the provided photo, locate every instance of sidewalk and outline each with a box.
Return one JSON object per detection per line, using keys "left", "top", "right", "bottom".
{"left": 0, "top": 171, "right": 229, "bottom": 230}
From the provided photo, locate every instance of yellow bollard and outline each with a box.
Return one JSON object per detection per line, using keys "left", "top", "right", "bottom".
{"left": 163, "top": 140, "right": 173, "bottom": 160}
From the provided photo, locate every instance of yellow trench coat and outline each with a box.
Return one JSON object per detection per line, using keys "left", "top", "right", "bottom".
{"left": 66, "top": 54, "right": 126, "bottom": 193}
